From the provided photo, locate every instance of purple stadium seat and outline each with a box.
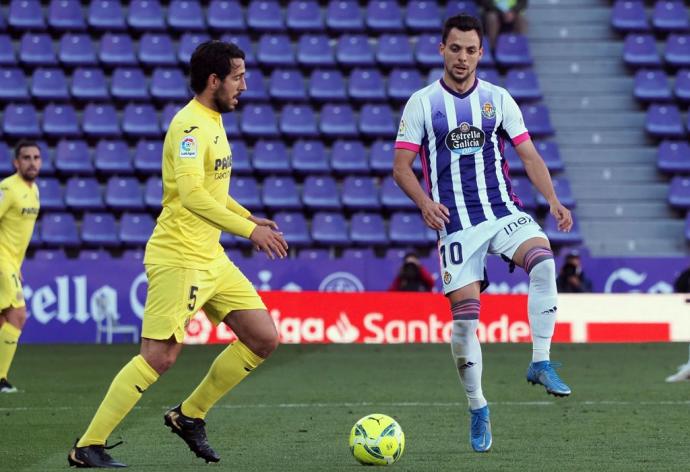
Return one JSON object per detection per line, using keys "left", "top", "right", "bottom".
{"left": 9, "top": 0, "right": 45, "bottom": 30}
{"left": 311, "top": 212, "right": 349, "bottom": 246}
{"left": 34, "top": 248, "right": 68, "bottom": 260}
{"left": 138, "top": 33, "right": 176, "bottom": 66}
{"left": 331, "top": 140, "right": 368, "bottom": 174}
{"left": 3, "top": 104, "right": 40, "bottom": 137}
{"left": 415, "top": 34, "right": 443, "bottom": 67}
{"left": 71, "top": 68, "right": 109, "bottom": 101}
{"left": 247, "top": 0, "right": 284, "bottom": 32}
{"left": 292, "top": 140, "right": 329, "bottom": 174}
{"left": 675, "top": 69, "right": 690, "bottom": 103}
{"left": 377, "top": 35, "right": 414, "bottom": 67}
{"left": 105, "top": 176, "right": 144, "bottom": 210}
{"left": 242, "top": 68, "right": 268, "bottom": 102}
{"left": 161, "top": 103, "right": 184, "bottom": 133}
{"left": 336, "top": 34, "right": 375, "bottom": 66}
{"left": 220, "top": 34, "right": 255, "bottom": 66}
{"left": 144, "top": 176, "right": 162, "bottom": 210}
{"left": 273, "top": 212, "right": 311, "bottom": 247}
{"left": 78, "top": 249, "right": 113, "bottom": 261}
{"left": 302, "top": 175, "right": 340, "bottom": 210}
{"left": 0, "top": 35, "right": 16, "bottom": 65}
{"left": 208, "top": 0, "right": 245, "bottom": 31}
{"left": 406, "top": 1, "right": 441, "bottom": 32}
{"left": 658, "top": 140, "right": 690, "bottom": 173}
{"left": 390, "top": 212, "right": 427, "bottom": 245}
{"left": 664, "top": 34, "right": 690, "bottom": 67}
{"left": 41, "top": 213, "right": 79, "bottom": 247}
{"left": 297, "top": 248, "right": 330, "bottom": 260}
{"left": 95, "top": 140, "right": 132, "bottom": 175}
{"left": 536, "top": 177, "right": 575, "bottom": 208}
{"left": 388, "top": 69, "right": 423, "bottom": 101}
{"left": 326, "top": 0, "right": 364, "bottom": 32}
{"left": 0, "top": 9, "right": 5, "bottom": 32}
{"left": 309, "top": 69, "right": 346, "bottom": 101}
{"left": 544, "top": 214, "right": 582, "bottom": 245}
{"left": 119, "top": 213, "right": 155, "bottom": 246}
{"left": 669, "top": 176, "right": 690, "bottom": 208}
{"left": 286, "top": 0, "right": 323, "bottom": 32}
{"left": 178, "top": 33, "right": 210, "bottom": 64}
{"left": 505, "top": 69, "right": 542, "bottom": 102}
{"left": 43, "top": 104, "right": 79, "bottom": 137}
{"left": 478, "top": 68, "right": 501, "bottom": 84}
{"left": 150, "top": 68, "right": 189, "bottom": 101}
{"left": 320, "top": 104, "right": 358, "bottom": 137}
{"left": 262, "top": 176, "right": 302, "bottom": 210}
{"left": 536, "top": 141, "right": 565, "bottom": 173}
{"left": 342, "top": 176, "right": 379, "bottom": 210}
{"left": 59, "top": 33, "right": 97, "bottom": 66}
{"left": 359, "top": 104, "right": 396, "bottom": 137}
{"left": 521, "top": 104, "right": 555, "bottom": 137}
{"left": 342, "top": 247, "right": 378, "bottom": 260}
{"left": 645, "top": 103, "right": 684, "bottom": 138}
{"left": 269, "top": 69, "right": 307, "bottom": 102}
{"left": 87, "top": 0, "right": 126, "bottom": 31}
{"left": 82, "top": 213, "right": 119, "bottom": 247}
{"left": 508, "top": 176, "right": 537, "bottom": 210}
{"left": 446, "top": 1, "right": 480, "bottom": 18}
{"left": 495, "top": 34, "right": 532, "bottom": 67}
{"left": 684, "top": 213, "right": 690, "bottom": 242}
{"left": 222, "top": 111, "right": 240, "bottom": 137}
{"left": 366, "top": 1, "right": 404, "bottom": 32}
{"left": 83, "top": 103, "right": 119, "bottom": 137}
{"left": 252, "top": 140, "right": 291, "bottom": 174}
{"left": 241, "top": 104, "right": 278, "bottom": 137}
{"left": 0, "top": 144, "right": 12, "bottom": 177}
{"left": 652, "top": 1, "right": 689, "bottom": 33}
{"left": 623, "top": 34, "right": 661, "bottom": 67}
{"left": 479, "top": 38, "right": 496, "bottom": 68}
{"left": 99, "top": 33, "right": 137, "bottom": 66}
{"left": 55, "top": 139, "right": 93, "bottom": 174}
{"left": 31, "top": 68, "right": 68, "bottom": 101}
{"left": 350, "top": 213, "right": 388, "bottom": 246}
{"left": 231, "top": 176, "right": 262, "bottom": 211}
{"left": 0, "top": 68, "right": 29, "bottom": 101}
{"left": 349, "top": 68, "right": 386, "bottom": 101}
{"left": 127, "top": 0, "right": 165, "bottom": 31}
{"left": 38, "top": 178, "right": 64, "bottom": 211}
{"left": 297, "top": 34, "right": 335, "bottom": 67}
{"left": 122, "top": 248, "right": 145, "bottom": 261}
{"left": 110, "top": 67, "right": 148, "bottom": 101}
{"left": 20, "top": 33, "right": 56, "bottom": 66}
{"left": 133, "top": 140, "right": 163, "bottom": 174}
{"left": 229, "top": 141, "right": 252, "bottom": 174}
{"left": 65, "top": 177, "right": 103, "bottom": 210}
{"left": 503, "top": 142, "right": 525, "bottom": 174}
{"left": 381, "top": 175, "right": 416, "bottom": 210}
{"left": 634, "top": 69, "right": 672, "bottom": 102}
{"left": 122, "top": 104, "right": 160, "bottom": 138}
{"left": 48, "top": 0, "right": 85, "bottom": 31}
{"left": 280, "top": 105, "right": 318, "bottom": 138}
{"left": 369, "top": 140, "right": 394, "bottom": 174}
{"left": 611, "top": 0, "right": 649, "bottom": 32}
{"left": 168, "top": 0, "right": 205, "bottom": 31}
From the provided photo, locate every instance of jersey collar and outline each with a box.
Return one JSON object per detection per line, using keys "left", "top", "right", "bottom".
{"left": 190, "top": 98, "right": 221, "bottom": 122}
{"left": 440, "top": 77, "right": 478, "bottom": 99}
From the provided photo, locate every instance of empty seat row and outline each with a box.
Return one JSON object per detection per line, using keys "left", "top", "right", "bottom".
{"left": 612, "top": 0, "right": 689, "bottom": 34}
{"left": 657, "top": 140, "right": 690, "bottom": 173}
{"left": 645, "top": 103, "right": 690, "bottom": 138}
{"left": 633, "top": 69, "right": 690, "bottom": 102}
{"left": 37, "top": 212, "right": 154, "bottom": 247}
{"left": 623, "top": 33, "right": 690, "bottom": 68}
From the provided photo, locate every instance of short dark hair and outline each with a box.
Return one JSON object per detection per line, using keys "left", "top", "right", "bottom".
{"left": 442, "top": 14, "right": 483, "bottom": 46}
{"left": 189, "top": 40, "right": 246, "bottom": 95}
{"left": 14, "top": 140, "right": 40, "bottom": 159}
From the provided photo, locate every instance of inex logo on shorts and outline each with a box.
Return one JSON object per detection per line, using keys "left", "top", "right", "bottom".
{"left": 445, "top": 122, "right": 485, "bottom": 156}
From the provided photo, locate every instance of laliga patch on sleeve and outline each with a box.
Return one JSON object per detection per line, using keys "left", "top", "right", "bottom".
{"left": 397, "top": 119, "right": 406, "bottom": 138}
{"left": 179, "top": 135, "right": 198, "bottom": 158}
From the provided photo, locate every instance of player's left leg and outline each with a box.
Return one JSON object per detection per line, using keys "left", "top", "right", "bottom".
{"left": 665, "top": 344, "right": 690, "bottom": 382}
{"left": 0, "top": 266, "right": 28, "bottom": 393}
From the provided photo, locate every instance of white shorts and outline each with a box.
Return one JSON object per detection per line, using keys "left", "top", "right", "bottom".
{"left": 438, "top": 211, "right": 547, "bottom": 294}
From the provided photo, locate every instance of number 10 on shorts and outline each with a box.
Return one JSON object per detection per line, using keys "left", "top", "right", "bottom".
{"left": 440, "top": 242, "right": 463, "bottom": 268}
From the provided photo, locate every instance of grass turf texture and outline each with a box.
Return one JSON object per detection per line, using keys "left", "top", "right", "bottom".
{"left": 1, "top": 343, "right": 688, "bottom": 471}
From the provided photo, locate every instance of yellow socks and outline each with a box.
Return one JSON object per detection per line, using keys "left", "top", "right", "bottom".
{"left": 0, "top": 323, "right": 21, "bottom": 379}
{"left": 78, "top": 355, "right": 159, "bottom": 447}
{"left": 182, "top": 341, "right": 263, "bottom": 419}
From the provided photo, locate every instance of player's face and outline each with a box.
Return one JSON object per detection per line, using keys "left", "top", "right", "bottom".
{"left": 440, "top": 29, "right": 483, "bottom": 87}
{"left": 14, "top": 145, "right": 41, "bottom": 182}
{"left": 213, "top": 58, "right": 247, "bottom": 113}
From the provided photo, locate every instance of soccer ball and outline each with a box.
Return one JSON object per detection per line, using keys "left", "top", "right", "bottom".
{"left": 349, "top": 414, "right": 405, "bottom": 465}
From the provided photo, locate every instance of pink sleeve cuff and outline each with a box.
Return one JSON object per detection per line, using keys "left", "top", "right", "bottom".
{"left": 511, "top": 132, "right": 530, "bottom": 147}
{"left": 395, "top": 141, "right": 421, "bottom": 153}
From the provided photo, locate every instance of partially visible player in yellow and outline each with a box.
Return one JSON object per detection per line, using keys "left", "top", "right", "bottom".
{"left": 0, "top": 141, "right": 41, "bottom": 394}
{"left": 68, "top": 41, "right": 288, "bottom": 468}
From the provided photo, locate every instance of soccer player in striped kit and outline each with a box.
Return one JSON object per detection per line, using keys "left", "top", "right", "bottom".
{"left": 393, "top": 14, "right": 572, "bottom": 452}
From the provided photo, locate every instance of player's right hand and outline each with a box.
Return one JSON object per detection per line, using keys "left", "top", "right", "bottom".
{"left": 249, "top": 225, "right": 288, "bottom": 260}
{"left": 420, "top": 199, "right": 450, "bottom": 231}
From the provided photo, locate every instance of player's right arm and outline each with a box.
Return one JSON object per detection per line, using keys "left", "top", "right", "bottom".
{"left": 0, "top": 185, "right": 13, "bottom": 220}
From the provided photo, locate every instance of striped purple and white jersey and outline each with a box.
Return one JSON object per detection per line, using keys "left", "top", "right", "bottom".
{"left": 395, "top": 78, "right": 531, "bottom": 237}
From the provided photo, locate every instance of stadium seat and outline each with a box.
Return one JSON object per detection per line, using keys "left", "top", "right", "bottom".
{"left": 31, "top": 68, "right": 68, "bottom": 101}
{"left": 241, "top": 104, "right": 278, "bottom": 137}
{"left": 41, "top": 213, "right": 79, "bottom": 247}
{"left": 509, "top": 176, "right": 537, "bottom": 210}
{"left": 87, "top": 0, "right": 126, "bottom": 31}
{"left": 336, "top": 34, "right": 375, "bottom": 66}
{"left": 0, "top": 35, "right": 15, "bottom": 65}
{"left": 320, "top": 104, "right": 358, "bottom": 137}
{"left": 406, "top": 1, "right": 441, "bottom": 32}
{"left": 3, "top": 104, "right": 40, "bottom": 137}
{"left": 381, "top": 175, "right": 416, "bottom": 210}
{"left": 297, "top": 35, "right": 335, "bottom": 67}
{"left": 99, "top": 33, "right": 137, "bottom": 66}
{"left": 366, "top": 1, "right": 404, "bottom": 32}
{"left": 78, "top": 249, "right": 114, "bottom": 260}
{"left": 229, "top": 141, "right": 252, "bottom": 174}
{"left": 623, "top": 34, "right": 661, "bottom": 67}
{"left": 122, "top": 248, "right": 145, "bottom": 261}
{"left": 138, "top": 33, "right": 176, "bottom": 66}
{"left": 34, "top": 249, "right": 70, "bottom": 261}
{"left": 477, "top": 68, "right": 501, "bottom": 84}
{"left": 257, "top": 34, "right": 295, "bottom": 67}
{"left": 83, "top": 104, "right": 119, "bottom": 137}
{"left": 168, "top": 0, "right": 205, "bottom": 31}
{"left": 611, "top": 0, "right": 649, "bottom": 32}
{"left": 297, "top": 248, "right": 331, "bottom": 260}
{"left": 208, "top": 0, "right": 245, "bottom": 31}
{"left": 65, "top": 177, "right": 103, "bottom": 210}
{"left": 253, "top": 140, "right": 291, "bottom": 174}
{"left": 645, "top": 103, "right": 684, "bottom": 138}
{"left": 127, "top": 0, "right": 165, "bottom": 31}
{"left": 55, "top": 139, "right": 93, "bottom": 174}
{"left": 479, "top": 38, "right": 496, "bottom": 68}
{"left": 71, "top": 68, "right": 109, "bottom": 101}
{"left": 369, "top": 140, "right": 394, "bottom": 174}
{"left": 331, "top": 140, "right": 368, "bottom": 174}
{"left": 0, "top": 144, "right": 12, "bottom": 177}
{"left": 311, "top": 212, "right": 349, "bottom": 246}
{"left": 38, "top": 178, "right": 65, "bottom": 211}
{"left": 652, "top": 0, "right": 689, "bottom": 33}
{"left": 388, "top": 69, "right": 423, "bottom": 101}
{"left": 544, "top": 214, "right": 582, "bottom": 245}
{"left": 342, "top": 176, "right": 379, "bottom": 210}
{"left": 220, "top": 34, "right": 256, "bottom": 66}
{"left": 505, "top": 69, "right": 542, "bottom": 102}
{"left": 0, "top": 10, "right": 5, "bottom": 33}
{"left": 161, "top": 103, "right": 184, "bottom": 132}
{"left": 675, "top": 69, "right": 690, "bottom": 103}
{"left": 20, "top": 33, "right": 57, "bottom": 66}
{"left": 8, "top": 0, "right": 45, "bottom": 30}
{"left": 82, "top": 213, "right": 119, "bottom": 247}
{"left": 273, "top": 212, "right": 311, "bottom": 247}
{"left": 504, "top": 143, "right": 525, "bottom": 174}
{"left": 144, "top": 176, "right": 162, "bottom": 209}
{"left": 286, "top": 0, "right": 323, "bottom": 32}
{"left": 122, "top": 104, "right": 160, "bottom": 138}
{"left": 289, "top": 142, "right": 329, "bottom": 178}
{"left": 302, "top": 175, "right": 340, "bottom": 210}
{"left": 633, "top": 69, "right": 672, "bottom": 102}
{"left": 222, "top": 111, "right": 240, "bottom": 137}
{"left": 389, "top": 212, "right": 428, "bottom": 245}
{"left": 280, "top": 105, "right": 319, "bottom": 138}
{"left": 262, "top": 176, "right": 302, "bottom": 210}
{"left": 669, "top": 176, "right": 690, "bottom": 208}
{"left": 341, "top": 248, "right": 374, "bottom": 260}
{"left": 0, "top": 68, "right": 29, "bottom": 101}
{"left": 415, "top": 34, "right": 444, "bottom": 67}
{"left": 133, "top": 140, "right": 163, "bottom": 174}
{"left": 111, "top": 67, "right": 148, "bottom": 101}
{"left": 521, "top": 104, "right": 555, "bottom": 137}
{"left": 178, "top": 33, "right": 210, "bottom": 64}
{"left": 48, "top": 0, "right": 85, "bottom": 31}
{"left": 495, "top": 34, "right": 532, "bottom": 67}
{"left": 43, "top": 104, "right": 79, "bottom": 137}
{"left": 231, "top": 176, "right": 262, "bottom": 211}
{"left": 536, "top": 177, "right": 576, "bottom": 208}
{"left": 350, "top": 213, "right": 388, "bottom": 246}
{"left": 150, "top": 68, "right": 189, "bottom": 101}
{"left": 349, "top": 68, "right": 386, "bottom": 101}
{"left": 664, "top": 34, "right": 690, "bottom": 67}
{"left": 684, "top": 213, "right": 690, "bottom": 242}
{"left": 105, "top": 177, "right": 144, "bottom": 210}
{"left": 269, "top": 69, "right": 307, "bottom": 102}
{"left": 360, "top": 104, "right": 396, "bottom": 137}
{"left": 242, "top": 68, "right": 269, "bottom": 101}
{"left": 309, "top": 69, "right": 347, "bottom": 101}
{"left": 94, "top": 140, "right": 132, "bottom": 175}
{"left": 326, "top": 0, "right": 364, "bottom": 32}
{"left": 445, "top": 1, "right": 479, "bottom": 18}
{"left": 536, "top": 141, "right": 565, "bottom": 173}
{"left": 247, "top": 0, "right": 284, "bottom": 32}
{"left": 658, "top": 140, "right": 690, "bottom": 173}
{"left": 59, "top": 33, "right": 96, "bottom": 66}
{"left": 119, "top": 213, "right": 155, "bottom": 246}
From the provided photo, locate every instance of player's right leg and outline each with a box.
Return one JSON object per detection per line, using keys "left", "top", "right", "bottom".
{"left": 666, "top": 344, "right": 690, "bottom": 382}
{"left": 0, "top": 263, "right": 27, "bottom": 393}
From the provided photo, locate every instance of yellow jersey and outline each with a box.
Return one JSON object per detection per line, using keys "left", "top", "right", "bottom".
{"left": 0, "top": 174, "right": 40, "bottom": 271}
{"left": 145, "top": 99, "right": 254, "bottom": 270}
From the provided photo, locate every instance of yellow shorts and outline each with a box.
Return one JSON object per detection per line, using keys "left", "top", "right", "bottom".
{"left": 0, "top": 261, "right": 24, "bottom": 310}
{"left": 142, "top": 259, "right": 266, "bottom": 342}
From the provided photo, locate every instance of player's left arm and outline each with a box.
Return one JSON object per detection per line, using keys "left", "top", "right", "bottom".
{"left": 225, "top": 195, "right": 279, "bottom": 230}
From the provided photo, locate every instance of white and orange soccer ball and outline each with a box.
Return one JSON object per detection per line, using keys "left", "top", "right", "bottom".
{"left": 349, "top": 414, "right": 405, "bottom": 466}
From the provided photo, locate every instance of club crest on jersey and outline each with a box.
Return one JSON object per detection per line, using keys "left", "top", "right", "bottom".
{"left": 446, "top": 122, "right": 485, "bottom": 155}
{"left": 481, "top": 102, "right": 496, "bottom": 119}
{"left": 179, "top": 135, "right": 197, "bottom": 158}
{"left": 443, "top": 271, "right": 452, "bottom": 285}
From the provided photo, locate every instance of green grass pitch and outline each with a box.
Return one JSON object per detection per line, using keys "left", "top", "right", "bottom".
{"left": 2, "top": 343, "right": 688, "bottom": 471}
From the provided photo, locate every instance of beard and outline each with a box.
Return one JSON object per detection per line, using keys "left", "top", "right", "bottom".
{"left": 213, "top": 89, "right": 234, "bottom": 114}
{"left": 19, "top": 169, "right": 38, "bottom": 182}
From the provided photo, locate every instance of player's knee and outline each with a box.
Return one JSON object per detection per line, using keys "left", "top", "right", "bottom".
{"left": 252, "top": 331, "right": 279, "bottom": 359}
{"left": 144, "top": 351, "right": 178, "bottom": 375}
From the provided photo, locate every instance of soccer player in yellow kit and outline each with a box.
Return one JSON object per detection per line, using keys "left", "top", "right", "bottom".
{"left": 0, "top": 141, "right": 41, "bottom": 394}
{"left": 68, "top": 41, "right": 288, "bottom": 468}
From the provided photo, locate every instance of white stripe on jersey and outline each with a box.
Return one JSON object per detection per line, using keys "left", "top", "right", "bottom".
{"left": 443, "top": 90, "right": 473, "bottom": 230}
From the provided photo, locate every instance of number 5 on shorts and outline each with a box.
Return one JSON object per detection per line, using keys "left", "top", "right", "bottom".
{"left": 440, "top": 242, "right": 463, "bottom": 268}
{"left": 187, "top": 285, "right": 199, "bottom": 311}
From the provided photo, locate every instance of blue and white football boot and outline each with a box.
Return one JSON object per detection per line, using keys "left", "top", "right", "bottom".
{"left": 469, "top": 405, "right": 492, "bottom": 452}
{"left": 526, "top": 361, "right": 571, "bottom": 397}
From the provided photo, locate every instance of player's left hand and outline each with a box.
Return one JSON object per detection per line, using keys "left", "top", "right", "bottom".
{"left": 550, "top": 201, "right": 572, "bottom": 232}
{"left": 248, "top": 215, "right": 279, "bottom": 231}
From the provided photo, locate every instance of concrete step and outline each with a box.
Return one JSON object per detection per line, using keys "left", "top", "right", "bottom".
{"left": 580, "top": 219, "right": 684, "bottom": 238}
{"left": 527, "top": 6, "right": 612, "bottom": 23}
{"left": 534, "top": 59, "right": 629, "bottom": 77}
{"left": 566, "top": 164, "right": 664, "bottom": 183}
{"left": 576, "top": 202, "right": 677, "bottom": 219}
{"left": 559, "top": 147, "right": 657, "bottom": 165}
{"left": 544, "top": 95, "right": 638, "bottom": 112}
{"left": 585, "top": 236, "right": 687, "bottom": 256}
{"left": 571, "top": 183, "right": 669, "bottom": 201}
{"left": 530, "top": 41, "right": 622, "bottom": 58}
{"left": 551, "top": 112, "right": 645, "bottom": 129}
{"left": 539, "top": 77, "right": 633, "bottom": 94}
{"left": 556, "top": 130, "right": 652, "bottom": 146}
{"left": 528, "top": 24, "right": 614, "bottom": 41}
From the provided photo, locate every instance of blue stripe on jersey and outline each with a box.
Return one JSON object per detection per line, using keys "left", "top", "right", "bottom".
{"left": 453, "top": 94, "right": 486, "bottom": 226}
{"left": 479, "top": 88, "right": 511, "bottom": 219}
